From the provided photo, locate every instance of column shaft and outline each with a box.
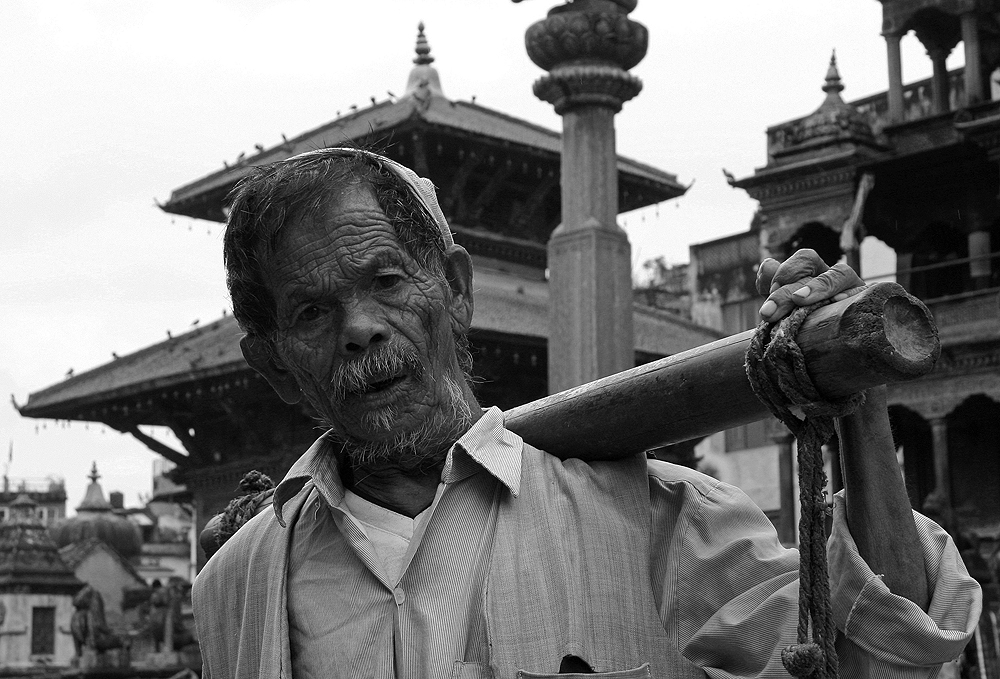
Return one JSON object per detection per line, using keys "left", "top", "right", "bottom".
{"left": 969, "top": 230, "right": 992, "bottom": 288}
{"left": 924, "top": 416, "right": 953, "bottom": 531}
{"left": 962, "top": 13, "right": 984, "bottom": 105}
{"left": 886, "top": 34, "right": 905, "bottom": 123}
{"left": 929, "top": 49, "right": 950, "bottom": 114}
{"left": 548, "top": 106, "right": 634, "bottom": 391}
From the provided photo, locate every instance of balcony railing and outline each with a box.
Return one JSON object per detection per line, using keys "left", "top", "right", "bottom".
{"left": 1, "top": 476, "right": 66, "bottom": 495}
{"left": 864, "top": 250, "right": 1000, "bottom": 302}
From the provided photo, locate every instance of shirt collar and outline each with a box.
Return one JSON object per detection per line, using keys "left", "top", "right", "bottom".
{"left": 272, "top": 406, "right": 523, "bottom": 526}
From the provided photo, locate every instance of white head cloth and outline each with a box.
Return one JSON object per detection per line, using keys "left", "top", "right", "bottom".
{"left": 285, "top": 147, "right": 454, "bottom": 248}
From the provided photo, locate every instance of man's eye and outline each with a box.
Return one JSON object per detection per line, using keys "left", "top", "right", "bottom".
{"left": 297, "top": 305, "right": 322, "bottom": 323}
{"left": 374, "top": 274, "right": 402, "bottom": 290}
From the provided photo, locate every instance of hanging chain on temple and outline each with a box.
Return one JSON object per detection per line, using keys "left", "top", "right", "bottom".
{"left": 745, "top": 302, "right": 865, "bottom": 679}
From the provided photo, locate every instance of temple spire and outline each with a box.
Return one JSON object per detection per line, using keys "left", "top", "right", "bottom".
{"left": 403, "top": 22, "right": 444, "bottom": 99}
{"left": 414, "top": 22, "right": 434, "bottom": 66}
{"left": 77, "top": 461, "right": 112, "bottom": 513}
{"left": 822, "top": 50, "right": 844, "bottom": 101}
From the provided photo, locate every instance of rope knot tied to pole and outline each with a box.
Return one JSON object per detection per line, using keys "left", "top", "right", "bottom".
{"left": 746, "top": 302, "right": 866, "bottom": 679}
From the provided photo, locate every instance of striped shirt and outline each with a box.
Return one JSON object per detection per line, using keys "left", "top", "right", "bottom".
{"left": 195, "top": 406, "right": 981, "bottom": 678}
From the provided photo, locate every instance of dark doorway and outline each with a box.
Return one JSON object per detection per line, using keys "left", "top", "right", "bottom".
{"left": 948, "top": 395, "right": 1000, "bottom": 529}
{"left": 784, "top": 222, "right": 842, "bottom": 266}
{"left": 888, "top": 405, "right": 934, "bottom": 511}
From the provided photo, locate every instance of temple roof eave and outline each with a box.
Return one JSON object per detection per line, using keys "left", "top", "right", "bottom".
{"left": 159, "top": 93, "right": 685, "bottom": 223}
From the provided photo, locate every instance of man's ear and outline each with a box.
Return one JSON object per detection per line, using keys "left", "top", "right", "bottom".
{"left": 240, "top": 336, "right": 303, "bottom": 405}
{"left": 443, "top": 244, "right": 474, "bottom": 333}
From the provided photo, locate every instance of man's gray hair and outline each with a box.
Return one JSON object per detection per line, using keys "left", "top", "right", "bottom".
{"left": 222, "top": 148, "right": 455, "bottom": 342}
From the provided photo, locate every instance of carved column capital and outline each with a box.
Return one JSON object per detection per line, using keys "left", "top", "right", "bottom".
{"left": 533, "top": 64, "right": 642, "bottom": 114}
{"left": 525, "top": 4, "right": 647, "bottom": 113}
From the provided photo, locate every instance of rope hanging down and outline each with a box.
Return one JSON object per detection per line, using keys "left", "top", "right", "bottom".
{"left": 745, "top": 302, "right": 865, "bottom": 679}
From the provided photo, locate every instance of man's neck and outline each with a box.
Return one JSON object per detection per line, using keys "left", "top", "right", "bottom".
{"left": 344, "top": 462, "right": 442, "bottom": 518}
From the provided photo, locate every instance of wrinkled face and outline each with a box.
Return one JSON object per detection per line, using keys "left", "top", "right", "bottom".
{"left": 262, "top": 183, "right": 467, "bottom": 447}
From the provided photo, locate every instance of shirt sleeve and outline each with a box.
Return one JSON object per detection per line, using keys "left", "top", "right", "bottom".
{"left": 650, "top": 470, "right": 981, "bottom": 679}
{"left": 828, "top": 492, "right": 982, "bottom": 678}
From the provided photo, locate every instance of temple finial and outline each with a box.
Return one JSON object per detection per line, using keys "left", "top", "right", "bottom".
{"left": 414, "top": 22, "right": 434, "bottom": 66}
{"left": 88, "top": 461, "right": 100, "bottom": 484}
{"left": 403, "top": 22, "right": 444, "bottom": 99}
{"left": 823, "top": 49, "right": 843, "bottom": 96}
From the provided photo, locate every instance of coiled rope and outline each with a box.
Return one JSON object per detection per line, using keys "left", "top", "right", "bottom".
{"left": 745, "top": 303, "right": 865, "bottom": 679}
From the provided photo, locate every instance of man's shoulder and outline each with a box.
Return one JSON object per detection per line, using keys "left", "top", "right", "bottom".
{"left": 645, "top": 458, "right": 722, "bottom": 495}
{"left": 518, "top": 441, "right": 724, "bottom": 507}
{"left": 520, "top": 441, "right": 720, "bottom": 490}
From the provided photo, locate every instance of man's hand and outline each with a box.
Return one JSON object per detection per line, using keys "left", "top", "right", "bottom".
{"left": 755, "top": 249, "right": 866, "bottom": 322}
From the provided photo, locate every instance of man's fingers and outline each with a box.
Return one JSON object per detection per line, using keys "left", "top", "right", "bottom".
{"left": 756, "top": 258, "right": 780, "bottom": 297}
{"left": 786, "top": 263, "right": 865, "bottom": 305}
{"left": 768, "top": 249, "right": 830, "bottom": 291}
{"left": 758, "top": 262, "right": 866, "bottom": 322}
{"left": 758, "top": 276, "right": 817, "bottom": 321}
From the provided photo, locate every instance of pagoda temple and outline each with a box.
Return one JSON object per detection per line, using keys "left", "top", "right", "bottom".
{"left": 18, "top": 26, "right": 719, "bottom": 566}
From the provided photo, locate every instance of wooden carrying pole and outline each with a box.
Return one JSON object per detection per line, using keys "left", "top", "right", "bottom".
{"left": 505, "top": 282, "right": 939, "bottom": 461}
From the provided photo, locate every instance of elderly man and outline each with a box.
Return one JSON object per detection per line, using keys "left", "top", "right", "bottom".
{"left": 193, "top": 148, "right": 979, "bottom": 678}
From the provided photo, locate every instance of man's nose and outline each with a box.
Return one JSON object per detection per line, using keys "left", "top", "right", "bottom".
{"left": 340, "top": 299, "right": 389, "bottom": 354}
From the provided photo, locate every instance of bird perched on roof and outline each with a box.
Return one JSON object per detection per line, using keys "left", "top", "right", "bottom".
{"left": 254, "top": 144, "right": 264, "bottom": 153}
{"left": 167, "top": 330, "right": 173, "bottom": 339}
{"left": 722, "top": 168, "right": 737, "bottom": 186}
{"left": 65, "top": 368, "right": 74, "bottom": 378}
{"left": 112, "top": 352, "right": 120, "bottom": 360}
{"left": 370, "top": 96, "right": 377, "bottom": 105}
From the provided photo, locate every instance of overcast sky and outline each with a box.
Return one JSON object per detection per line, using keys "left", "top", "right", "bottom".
{"left": 1, "top": 0, "right": 963, "bottom": 513}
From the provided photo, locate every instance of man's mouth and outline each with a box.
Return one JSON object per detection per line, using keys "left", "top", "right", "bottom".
{"left": 363, "top": 374, "right": 407, "bottom": 394}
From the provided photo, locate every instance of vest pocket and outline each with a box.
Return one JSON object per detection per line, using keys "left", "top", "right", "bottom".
{"left": 452, "top": 661, "right": 496, "bottom": 679}
{"left": 516, "top": 662, "right": 651, "bottom": 679}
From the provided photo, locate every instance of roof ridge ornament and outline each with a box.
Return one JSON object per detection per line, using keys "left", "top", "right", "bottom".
{"left": 414, "top": 22, "right": 434, "bottom": 65}
{"left": 403, "top": 22, "right": 444, "bottom": 101}
{"left": 822, "top": 50, "right": 844, "bottom": 100}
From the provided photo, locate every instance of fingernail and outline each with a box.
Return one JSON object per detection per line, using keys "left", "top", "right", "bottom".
{"left": 793, "top": 286, "right": 811, "bottom": 298}
{"left": 759, "top": 300, "right": 776, "bottom": 317}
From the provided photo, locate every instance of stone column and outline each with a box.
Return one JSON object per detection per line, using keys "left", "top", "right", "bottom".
{"left": 969, "top": 229, "right": 992, "bottom": 289}
{"left": 524, "top": 0, "right": 647, "bottom": 392}
{"left": 962, "top": 12, "right": 984, "bottom": 105}
{"left": 923, "top": 416, "right": 954, "bottom": 532}
{"left": 927, "top": 46, "right": 951, "bottom": 114}
{"left": 885, "top": 33, "right": 905, "bottom": 123}
{"left": 773, "top": 429, "right": 797, "bottom": 545}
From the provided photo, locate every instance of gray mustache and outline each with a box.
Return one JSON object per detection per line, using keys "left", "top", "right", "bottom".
{"left": 330, "top": 343, "right": 424, "bottom": 401}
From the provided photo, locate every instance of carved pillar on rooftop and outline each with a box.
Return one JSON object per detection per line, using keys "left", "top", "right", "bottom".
{"left": 524, "top": 0, "right": 646, "bottom": 391}
{"left": 885, "top": 33, "right": 905, "bottom": 123}
{"left": 962, "top": 12, "right": 984, "bottom": 105}
{"left": 772, "top": 428, "right": 797, "bottom": 545}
